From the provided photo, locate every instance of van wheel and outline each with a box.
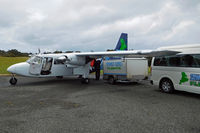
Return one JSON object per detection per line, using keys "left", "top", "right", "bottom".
{"left": 81, "top": 78, "right": 89, "bottom": 84}
{"left": 108, "top": 77, "right": 115, "bottom": 85}
{"left": 160, "top": 79, "right": 174, "bottom": 93}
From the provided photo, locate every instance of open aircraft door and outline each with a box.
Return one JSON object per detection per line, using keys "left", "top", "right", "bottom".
{"left": 29, "top": 56, "right": 43, "bottom": 75}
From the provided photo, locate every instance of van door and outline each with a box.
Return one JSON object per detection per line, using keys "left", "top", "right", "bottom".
{"left": 29, "top": 56, "right": 43, "bottom": 75}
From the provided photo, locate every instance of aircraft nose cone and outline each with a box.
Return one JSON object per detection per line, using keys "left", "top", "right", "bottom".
{"left": 7, "top": 65, "right": 16, "bottom": 73}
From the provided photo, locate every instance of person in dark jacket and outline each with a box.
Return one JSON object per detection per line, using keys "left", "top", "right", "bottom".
{"left": 94, "top": 60, "right": 101, "bottom": 80}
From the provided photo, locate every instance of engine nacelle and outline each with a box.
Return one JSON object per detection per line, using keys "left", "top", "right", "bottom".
{"left": 66, "top": 54, "right": 86, "bottom": 66}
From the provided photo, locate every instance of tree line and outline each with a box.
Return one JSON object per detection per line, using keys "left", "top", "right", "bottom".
{"left": 0, "top": 49, "right": 30, "bottom": 57}
{"left": 0, "top": 49, "right": 82, "bottom": 57}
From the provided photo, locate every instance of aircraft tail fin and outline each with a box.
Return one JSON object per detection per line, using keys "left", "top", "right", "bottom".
{"left": 114, "top": 33, "right": 128, "bottom": 50}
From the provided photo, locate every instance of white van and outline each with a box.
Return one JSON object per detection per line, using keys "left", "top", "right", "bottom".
{"left": 103, "top": 58, "right": 148, "bottom": 84}
{"left": 150, "top": 54, "right": 200, "bottom": 94}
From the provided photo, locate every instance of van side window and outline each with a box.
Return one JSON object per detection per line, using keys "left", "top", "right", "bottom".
{"left": 154, "top": 57, "right": 167, "bottom": 66}
{"left": 154, "top": 54, "right": 200, "bottom": 67}
{"left": 154, "top": 57, "right": 160, "bottom": 66}
{"left": 169, "top": 56, "right": 180, "bottom": 67}
{"left": 181, "top": 55, "right": 194, "bottom": 67}
{"left": 181, "top": 54, "right": 200, "bottom": 68}
{"left": 193, "top": 55, "right": 200, "bottom": 67}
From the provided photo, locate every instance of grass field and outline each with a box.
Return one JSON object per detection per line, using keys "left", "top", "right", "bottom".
{"left": 0, "top": 57, "right": 29, "bottom": 74}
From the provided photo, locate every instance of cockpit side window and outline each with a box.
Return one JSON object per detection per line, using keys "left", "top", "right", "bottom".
{"left": 27, "top": 56, "right": 42, "bottom": 64}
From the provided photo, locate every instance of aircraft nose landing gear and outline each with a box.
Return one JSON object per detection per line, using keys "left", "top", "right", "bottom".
{"left": 9, "top": 75, "right": 17, "bottom": 85}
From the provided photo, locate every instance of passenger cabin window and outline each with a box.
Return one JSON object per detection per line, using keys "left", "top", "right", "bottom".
{"left": 154, "top": 54, "right": 200, "bottom": 68}
{"left": 54, "top": 58, "right": 65, "bottom": 64}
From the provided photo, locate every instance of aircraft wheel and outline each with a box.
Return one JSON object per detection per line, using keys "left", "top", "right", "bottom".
{"left": 81, "top": 78, "right": 89, "bottom": 84}
{"left": 56, "top": 76, "right": 63, "bottom": 79}
{"left": 9, "top": 77, "right": 17, "bottom": 85}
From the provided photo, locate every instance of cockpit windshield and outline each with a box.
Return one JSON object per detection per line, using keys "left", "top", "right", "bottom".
{"left": 26, "top": 56, "right": 42, "bottom": 64}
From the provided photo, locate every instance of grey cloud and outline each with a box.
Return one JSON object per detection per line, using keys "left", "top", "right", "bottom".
{"left": 0, "top": 0, "right": 199, "bottom": 52}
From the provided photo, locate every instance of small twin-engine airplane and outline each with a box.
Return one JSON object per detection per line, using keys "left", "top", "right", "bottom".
{"left": 7, "top": 33, "right": 178, "bottom": 85}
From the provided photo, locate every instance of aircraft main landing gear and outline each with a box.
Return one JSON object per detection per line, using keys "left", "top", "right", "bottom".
{"left": 56, "top": 76, "right": 63, "bottom": 79}
{"left": 9, "top": 76, "right": 17, "bottom": 85}
{"left": 81, "top": 78, "right": 89, "bottom": 84}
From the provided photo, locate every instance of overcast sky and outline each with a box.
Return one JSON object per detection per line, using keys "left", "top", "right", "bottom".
{"left": 0, "top": 0, "right": 199, "bottom": 52}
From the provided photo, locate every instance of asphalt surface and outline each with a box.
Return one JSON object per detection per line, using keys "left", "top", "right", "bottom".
{"left": 0, "top": 76, "right": 200, "bottom": 133}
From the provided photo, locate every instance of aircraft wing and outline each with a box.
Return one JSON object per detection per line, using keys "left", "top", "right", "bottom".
{"left": 74, "top": 50, "right": 180, "bottom": 58}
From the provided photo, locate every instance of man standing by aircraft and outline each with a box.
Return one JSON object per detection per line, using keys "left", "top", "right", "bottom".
{"left": 94, "top": 59, "right": 101, "bottom": 80}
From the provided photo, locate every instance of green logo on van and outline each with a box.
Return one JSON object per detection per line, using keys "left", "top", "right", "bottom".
{"left": 179, "top": 72, "right": 200, "bottom": 87}
{"left": 179, "top": 72, "right": 189, "bottom": 85}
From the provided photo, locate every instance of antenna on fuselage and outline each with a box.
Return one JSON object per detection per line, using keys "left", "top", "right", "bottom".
{"left": 38, "top": 48, "right": 41, "bottom": 54}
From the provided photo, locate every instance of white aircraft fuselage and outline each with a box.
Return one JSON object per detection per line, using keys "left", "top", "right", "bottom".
{"left": 7, "top": 53, "right": 91, "bottom": 78}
